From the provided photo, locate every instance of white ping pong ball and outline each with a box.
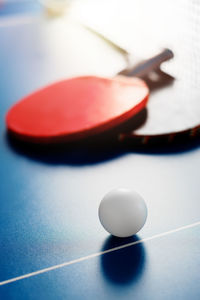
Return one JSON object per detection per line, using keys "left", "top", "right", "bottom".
{"left": 98, "top": 188, "right": 147, "bottom": 238}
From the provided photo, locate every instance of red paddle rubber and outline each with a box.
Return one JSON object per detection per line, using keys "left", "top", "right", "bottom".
{"left": 6, "top": 76, "right": 149, "bottom": 143}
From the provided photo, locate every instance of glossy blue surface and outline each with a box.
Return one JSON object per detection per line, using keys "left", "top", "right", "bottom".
{"left": 1, "top": 226, "right": 200, "bottom": 299}
{"left": 0, "top": 2, "right": 200, "bottom": 299}
{"left": 0, "top": 0, "right": 41, "bottom": 16}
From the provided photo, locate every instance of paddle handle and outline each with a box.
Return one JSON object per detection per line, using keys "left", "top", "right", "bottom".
{"left": 119, "top": 48, "right": 174, "bottom": 77}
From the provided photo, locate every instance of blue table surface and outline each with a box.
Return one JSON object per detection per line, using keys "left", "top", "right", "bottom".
{"left": 0, "top": 0, "right": 41, "bottom": 16}
{"left": 0, "top": 1, "right": 200, "bottom": 299}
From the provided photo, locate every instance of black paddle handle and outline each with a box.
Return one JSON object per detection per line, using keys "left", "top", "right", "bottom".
{"left": 119, "top": 48, "right": 174, "bottom": 77}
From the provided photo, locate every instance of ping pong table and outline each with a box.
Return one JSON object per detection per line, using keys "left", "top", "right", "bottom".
{"left": 0, "top": 1, "right": 200, "bottom": 299}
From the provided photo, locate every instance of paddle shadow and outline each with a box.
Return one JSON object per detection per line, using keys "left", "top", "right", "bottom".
{"left": 5, "top": 109, "right": 147, "bottom": 166}
{"left": 100, "top": 235, "right": 146, "bottom": 285}
{"left": 6, "top": 104, "right": 200, "bottom": 166}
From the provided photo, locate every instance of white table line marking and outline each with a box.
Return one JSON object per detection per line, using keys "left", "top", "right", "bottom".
{"left": 0, "top": 15, "right": 38, "bottom": 27}
{"left": 1, "top": 220, "right": 200, "bottom": 286}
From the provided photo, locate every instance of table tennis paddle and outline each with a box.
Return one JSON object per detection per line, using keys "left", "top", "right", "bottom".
{"left": 119, "top": 68, "right": 200, "bottom": 147}
{"left": 39, "top": 0, "right": 70, "bottom": 17}
{"left": 80, "top": 27, "right": 200, "bottom": 147}
{"left": 6, "top": 49, "right": 173, "bottom": 144}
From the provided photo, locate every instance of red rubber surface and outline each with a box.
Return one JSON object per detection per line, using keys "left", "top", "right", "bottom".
{"left": 6, "top": 76, "right": 149, "bottom": 143}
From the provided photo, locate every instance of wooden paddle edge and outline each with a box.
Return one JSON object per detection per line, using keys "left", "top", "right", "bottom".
{"left": 119, "top": 124, "right": 200, "bottom": 146}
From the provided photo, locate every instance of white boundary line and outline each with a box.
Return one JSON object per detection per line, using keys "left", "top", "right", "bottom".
{"left": 1, "top": 221, "right": 200, "bottom": 286}
{"left": 0, "top": 0, "right": 41, "bottom": 27}
{"left": 0, "top": 15, "right": 38, "bottom": 27}
{"left": 1, "top": 0, "right": 34, "bottom": 3}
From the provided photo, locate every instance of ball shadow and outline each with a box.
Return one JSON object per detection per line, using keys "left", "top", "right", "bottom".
{"left": 100, "top": 235, "right": 146, "bottom": 285}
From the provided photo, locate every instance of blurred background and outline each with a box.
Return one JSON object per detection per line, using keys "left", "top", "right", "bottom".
{"left": 1, "top": 0, "right": 200, "bottom": 136}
